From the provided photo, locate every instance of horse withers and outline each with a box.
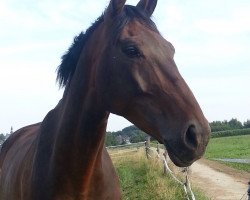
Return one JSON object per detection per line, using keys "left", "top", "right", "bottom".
{"left": 0, "top": 0, "right": 210, "bottom": 199}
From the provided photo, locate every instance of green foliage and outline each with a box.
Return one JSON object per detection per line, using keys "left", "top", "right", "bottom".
{"left": 244, "top": 119, "right": 250, "bottom": 128}
{"left": 228, "top": 118, "right": 243, "bottom": 129}
{"left": 129, "top": 130, "right": 147, "bottom": 143}
{"left": 105, "top": 132, "right": 118, "bottom": 146}
{"left": 121, "top": 126, "right": 139, "bottom": 136}
{"left": 205, "top": 135, "right": 250, "bottom": 172}
{"left": 209, "top": 118, "right": 243, "bottom": 132}
{"left": 0, "top": 134, "right": 6, "bottom": 144}
{"left": 211, "top": 128, "right": 250, "bottom": 138}
{"left": 0, "top": 134, "right": 5, "bottom": 141}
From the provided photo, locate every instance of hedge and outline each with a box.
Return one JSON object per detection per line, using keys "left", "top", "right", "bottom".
{"left": 211, "top": 128, "right": 250, "bottom": 138}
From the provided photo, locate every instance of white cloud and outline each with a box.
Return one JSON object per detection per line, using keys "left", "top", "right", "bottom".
{"left": 194, "top": 6, "right": 250, "bottom": 35}
{"left": 185, "top": 75, "right": 250, "bottom": 123}
{"left": 156, "top": 4, "right": 183, "bottom": 26}
{"left": 0, "top": 40, "right": 65, "bottom": 56}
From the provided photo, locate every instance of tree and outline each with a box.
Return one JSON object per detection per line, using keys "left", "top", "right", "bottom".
{"left": 228, "top": 118, "right": 243, "bottom": 129}
{"left": 130, "top": 130, "right": 147, "bottom": 143}
{"left": 243, "top": 120, "right": 250, "bottom": 128}
{"left": 209, "top": 118, "right": 243, "bottom": 132}
{"left": 209, "top": 121, "right": 230, "bottom": 132}
{"left": 105, "top": 132, "right": 119, "bottom": 146}
{"left": 0, "top": 133, "right": 5, "bottom": 144}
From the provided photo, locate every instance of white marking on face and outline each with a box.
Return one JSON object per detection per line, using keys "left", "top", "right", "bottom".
{"left": 133, "top": 68, "right": 148, "bottom": 92}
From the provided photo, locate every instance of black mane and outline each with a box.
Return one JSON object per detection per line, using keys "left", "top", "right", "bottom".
{"left": 56, "top": 16, "right": 104, "bottom": 87}
{"left": 56, "top": 5, "right": 158, "bottom": 88}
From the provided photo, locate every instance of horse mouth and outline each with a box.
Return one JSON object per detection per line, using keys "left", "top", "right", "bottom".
{"left": 167, "top": 151, "right": 193, "bottom": 167}
{"left": 164, "top": 141, "right": 196, "bottom": 167}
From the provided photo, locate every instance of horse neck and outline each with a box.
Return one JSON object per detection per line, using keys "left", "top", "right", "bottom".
{"left": 54, "top": 83, "right": 109, "bottom": 167}
{"left": 33, "top": 55, "right": 109, "bottom": 199}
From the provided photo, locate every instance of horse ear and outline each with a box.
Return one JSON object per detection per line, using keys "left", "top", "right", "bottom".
{"left": 136, "top": 0, "right": 157, "bottom": 17}
{"left": 105, "top": 0, "right": 126, "bottom": 18}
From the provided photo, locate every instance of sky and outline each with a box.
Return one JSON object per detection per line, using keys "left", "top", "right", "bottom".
{"left": 0, "top": 0, "right": 250, "bottom": 134}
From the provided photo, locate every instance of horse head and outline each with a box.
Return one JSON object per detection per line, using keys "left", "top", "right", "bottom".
{"left": 58, "top": 0, "right": 210, "bottom": 167}
{"left": 98, "top": 0, "right": 210, "bottom": 167}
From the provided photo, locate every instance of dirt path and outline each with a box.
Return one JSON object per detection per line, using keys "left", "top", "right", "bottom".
{"left": 190, "top": 159, "right": 249, "bottom": 200}
{"left": 153, "top": 147, "right": 249, "bottom": 199}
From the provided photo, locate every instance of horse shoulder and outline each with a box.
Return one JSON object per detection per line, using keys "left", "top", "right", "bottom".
{"left": 93, "top": 148, "right": 121, "bottom": 199}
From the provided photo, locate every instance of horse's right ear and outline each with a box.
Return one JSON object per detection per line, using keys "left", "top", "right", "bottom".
{"left": 105, "top": 0, "right": 126, "bottom": 19}
{"left": 136, "top": 0, "right": 157, "bottom": 17}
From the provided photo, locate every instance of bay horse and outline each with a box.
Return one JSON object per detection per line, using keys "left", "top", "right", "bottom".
{"left": 0, "top": 0, "right": 210, "bottom": 199}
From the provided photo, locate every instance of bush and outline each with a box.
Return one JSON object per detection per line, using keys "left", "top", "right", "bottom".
{"left": 211, "top": 128, "right": 250, "bottom": 138}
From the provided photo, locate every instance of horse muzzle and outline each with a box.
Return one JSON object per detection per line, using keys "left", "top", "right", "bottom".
{"left": 163, "top": 122, "right": 210, "bottom": 167}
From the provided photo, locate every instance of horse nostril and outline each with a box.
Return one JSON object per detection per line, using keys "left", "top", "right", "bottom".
{"left": 185, "top": 125, "right": 198, "bottom": 149}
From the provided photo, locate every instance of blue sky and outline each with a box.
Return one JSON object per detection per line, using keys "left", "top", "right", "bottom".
{"left": 0, "top": 0, "right": 250, "bottom": 133}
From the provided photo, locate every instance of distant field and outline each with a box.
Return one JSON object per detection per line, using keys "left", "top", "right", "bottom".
{"left": 109, "top": 149, "right": 208, "bottom": 200}
{"left": 205, "top": 135, "right": 250, "bottom": 172}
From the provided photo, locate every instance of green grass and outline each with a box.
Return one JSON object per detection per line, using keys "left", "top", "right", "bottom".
{"left": 205, "top": 135, "right": 250, "bottom": 172}
{"left": 110, "top": 149, "right": 208, "bottom": 200}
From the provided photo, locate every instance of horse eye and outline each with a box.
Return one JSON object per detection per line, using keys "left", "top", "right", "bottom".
{"left": 122, "top": 45, "right": 142, "bottom": 58}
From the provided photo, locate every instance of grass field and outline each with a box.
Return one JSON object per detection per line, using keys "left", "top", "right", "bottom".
{"left": 205, "top": 135, "right": 250, "bottom": 172}
{"left": 110, "top": 149, "right": 208, "bottom": 200}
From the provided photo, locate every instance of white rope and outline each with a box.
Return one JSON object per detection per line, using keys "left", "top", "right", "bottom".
{"left": 185, "top": 167, "right": 196, "bottom": 200}
{"left": 146, "top": 147, "right": 196, "bottom": 200}
{"left": 162, "top": 155, "right": 195, "bottom": 200}
{"left": 163, "top": 158, "right": 183, "bottom": 185}
{"left": 239, "top": 192, "right": 247, "bottom": 200}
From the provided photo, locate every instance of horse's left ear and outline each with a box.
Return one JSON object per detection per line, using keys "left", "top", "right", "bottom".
{"left": 136, "top": 0, "right": 157, "bottom": 17}
{"left": 105, "top": 0, "right": 126, "bottom": 18}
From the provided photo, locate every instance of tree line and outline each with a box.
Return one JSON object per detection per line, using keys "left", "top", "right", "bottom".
{"left": 210, "top": 118, "right": 250, "bottom": 132}
{"left": 105, "top": 118, "right": 250, "bottom": 146}
{"left": 105, "top": 125, "right": 148, "bottom": 146}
